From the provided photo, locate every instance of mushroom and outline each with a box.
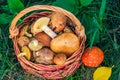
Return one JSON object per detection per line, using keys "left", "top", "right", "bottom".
{"left": 50, "top": 33, "right": 80, "bottom": 55}
{"left": 49, "top": 12, "right": 67, "bottom": 33}
{"left": 34, "top": 48, "right": 54, "bottom": 64}
{"left": 35, "top": 32, "right": 52, "bottom": 47}
{"left": 64, "top": 26, "right": 73, "bottom": 33}
{"left": 17, "top": 36, "right": 30, "bottom": 47}
{"left": 19, "top": 25, "right": 32, "bottom": 37}
{"left": 31, "top": 17, "right": 57, "bottom": 38}
{"left": 17, "top": 46, "right": 31, "bottom": 60}
{"left": 53, "top": 53, "right": 67, "bottom": 65}
{"left": 28, "top": 39, "right": 43, "bottom": 51}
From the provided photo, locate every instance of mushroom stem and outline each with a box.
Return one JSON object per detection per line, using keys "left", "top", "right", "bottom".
{"left": 25, "top": 32, "right": 32, "bottom": 37}
{"left": 17, "top": 52, "right": 26, "bottom": 58}
{"left": 33, "top": 39, "right": 39, "bottom": 46}
{"left": 42, "top": 25, "right": 57, "bottom": 39}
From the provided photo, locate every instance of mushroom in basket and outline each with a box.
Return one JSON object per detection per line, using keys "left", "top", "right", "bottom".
{"left": 53, "top": 53, "right": 67, "bottom": 65}
{"left": 49, "top": 12, "right": 67, "bottom": 33}
{"left": 50, "top": 32, "right": 80, "bottom": 56}
{"left": 17, "top": 46, "right": 31, "bottom": 60}
{"left": 19, "top": 25, "right": 32, "bottom": 37}
{"left": 28, "top": 39, "right": 43, "bottom": 51}
{"left": 31, "top": 17, "right": 57, "bottom": 38}
{"left": 35, "top": 32, "right": 52, "bottom": 47}
{"left": 33, "top": 48, "right": 54, "bottom": 65}
{"left": 17, "top": 36, "right": 30, "bottom": 47}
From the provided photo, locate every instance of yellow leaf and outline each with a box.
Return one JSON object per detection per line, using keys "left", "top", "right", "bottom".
{"left": 93, "top": 66, "right": 114, "bottom": 80}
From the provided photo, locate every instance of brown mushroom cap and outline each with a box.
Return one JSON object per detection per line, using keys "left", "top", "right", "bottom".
{"left": 35, "top": 32, "right": 52, "bottom": 47}
{"left": 53, "top": 53, "right": 67, "bottom": 65}
{"left": 49, "top": 12, "right": 67, "bottom": 33}
{"left": 17, "top": 36, "right": 30, "bottom": 47}
{"left": 34, "top": 48, "right": 54, "bottom": 64}
{"left": 19, "top": 25, "right": 28, "bottom": 36}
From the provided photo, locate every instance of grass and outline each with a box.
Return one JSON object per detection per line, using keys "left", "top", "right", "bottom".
{"left": 0, "top": 0, "right": 120, "bottom": 80}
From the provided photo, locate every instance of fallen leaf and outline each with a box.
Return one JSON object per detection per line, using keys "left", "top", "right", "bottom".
{"left": 93, "top": 66, "right": 114, "bottom": 80}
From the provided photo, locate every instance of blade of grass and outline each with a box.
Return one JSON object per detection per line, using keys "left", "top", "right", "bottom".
{"left": 99, "top": 0, "right": 106, "bottom": 21}
{"left": 90, "top": 29, "right": 99, "bottom": 48}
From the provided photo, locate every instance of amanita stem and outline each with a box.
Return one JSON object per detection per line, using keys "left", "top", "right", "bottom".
{"left": 42, "top": 25, "right": 57, "bottom": 38}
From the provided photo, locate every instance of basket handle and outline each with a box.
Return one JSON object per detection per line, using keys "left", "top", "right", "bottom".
{"left": 9, "top": 5, "right": 83, "bottom": 38}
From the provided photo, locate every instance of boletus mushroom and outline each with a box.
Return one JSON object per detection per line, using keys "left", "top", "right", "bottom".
{"left": 31, "top": 17, "right": 57, "bottom": 38}
{"left": 17, "top": 46, "right": 31, "bottom": 60}
{"left": 28, "top": 39, "right": 43, "bottom": 51}
{"left": 53, "top": 53, "right": 67, "bottom": 65}
{"left": 49, "top": 12, "right": 67, "bottom": 33}
{"left": 17, "top": 36, "right": 30, "bottom": 47}
{"left": 35, "top": 32, "right": 52, "bottom": 47}
{"left": 50, "top": 33, "right": 80, "bottom": 55}
{"left": 34, "top": 48, "right": 54, "bottom": 64}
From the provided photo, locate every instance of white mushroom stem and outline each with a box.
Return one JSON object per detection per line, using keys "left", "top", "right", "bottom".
{"left": 42, "top": 25, "right": 57, "bottom": 39}
{"left": 33, "top": 39, "right": 39, "bottom": 46}
{"left": 17, "top": 53, "right": 26, "bottom": 57}
{"left": 25, "top": 32, "right": 32, "bottom": 37}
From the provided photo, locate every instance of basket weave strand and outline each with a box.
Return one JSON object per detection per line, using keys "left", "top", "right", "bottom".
{"left": 9, "top": 5, "right": 86, "bottom": 79}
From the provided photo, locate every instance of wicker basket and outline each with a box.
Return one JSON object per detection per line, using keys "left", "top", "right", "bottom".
{"left": 9, "top": 5, "right": 86, "bottom": 79}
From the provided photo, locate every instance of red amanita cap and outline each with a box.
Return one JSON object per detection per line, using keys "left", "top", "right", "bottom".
{"left": 82, "top": 46, "right": 104, "bottom": 67}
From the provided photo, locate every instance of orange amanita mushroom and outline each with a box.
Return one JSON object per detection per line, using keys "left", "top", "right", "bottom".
{"left": 49, "top": 12, "right": 67, "bottom": 33}
{"left": 17, "top": 46, "right": 31, "bottom": 60}
{"left": 82, "top": 46, "right": 104, "bottom": 67}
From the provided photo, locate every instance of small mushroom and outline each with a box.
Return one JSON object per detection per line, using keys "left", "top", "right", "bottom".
{"left": 34, "top": 48, "right": 54, "bottom": 64}
{"left": 53, "top": 53, "right": 67, "bottom": 65}
{"left": 49, "top": 12, "right": 67, "bottom": 33}
{"left": 20, "top": 25, "right": 32, "bottom": 37}
{"left": 17, "top": 46, "right": 31, "bottom": 60}
{"left": 35, "top": 32, "right": 52, "bottom": 47}
{"left": 64, "top": 26, "right": 73, "bottom": 33}
{"left": 31, "top": 17, "right": 57, "bottom": 38}
{"left": 17, "top": 36, "right": 30, "bottom": 47}
{"left": 28, "top": 39, "right": 43, "bottom": 51}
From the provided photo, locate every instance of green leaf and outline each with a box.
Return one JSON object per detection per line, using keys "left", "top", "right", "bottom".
{"left": 80, "top": 0, "right": 93, "bottom": 6}
{"left": 52, "top": 0, "right": 78, "bottom": 14}
{"left": 0, "top": 13, "right": 13, "bottom": 25}
{"left": 7, "top": 0, "right": 24, "bottom": 13}
{"left": 93, "top": 66, "right": 114, "bottom": 80}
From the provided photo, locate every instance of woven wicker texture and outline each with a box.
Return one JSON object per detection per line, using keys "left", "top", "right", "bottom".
{"left": 9, "top": 5, "right": 86, "bottom": 79}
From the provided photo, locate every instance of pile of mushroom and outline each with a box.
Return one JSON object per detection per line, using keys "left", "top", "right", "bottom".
{"left": 17, "top": 12, "right": 80, "bottom": 65}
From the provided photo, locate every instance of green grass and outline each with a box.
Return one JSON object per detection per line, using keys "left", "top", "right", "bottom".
{"left": 0, "top": 0, "right": 120, "bottom": 80}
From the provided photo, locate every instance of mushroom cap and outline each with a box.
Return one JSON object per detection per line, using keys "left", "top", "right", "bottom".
{"left": 31, "top": 17, "right": 50, "bottom": 35}
{"left": 35, "top": 32, "right": 52, "bottom": 47}
{"left": 34, "top": 48, "right": 54, "bottom": 64}
{"left": 21, "top": 46, "right": 31, "bottom": 60}
{"left": 49, "top": 12, "right": 67, "bottom": 33}
{"left": 28, "top": 39, "right": 43, "bottom": 51}
{"left": 19, "top": 25, "right": 28, "bottom": 36}
{"left": 53, "top": 53, "right": 67, "bottom": 65}
{"left": 17, "top": 36, "right": 30, "bottom": 47}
